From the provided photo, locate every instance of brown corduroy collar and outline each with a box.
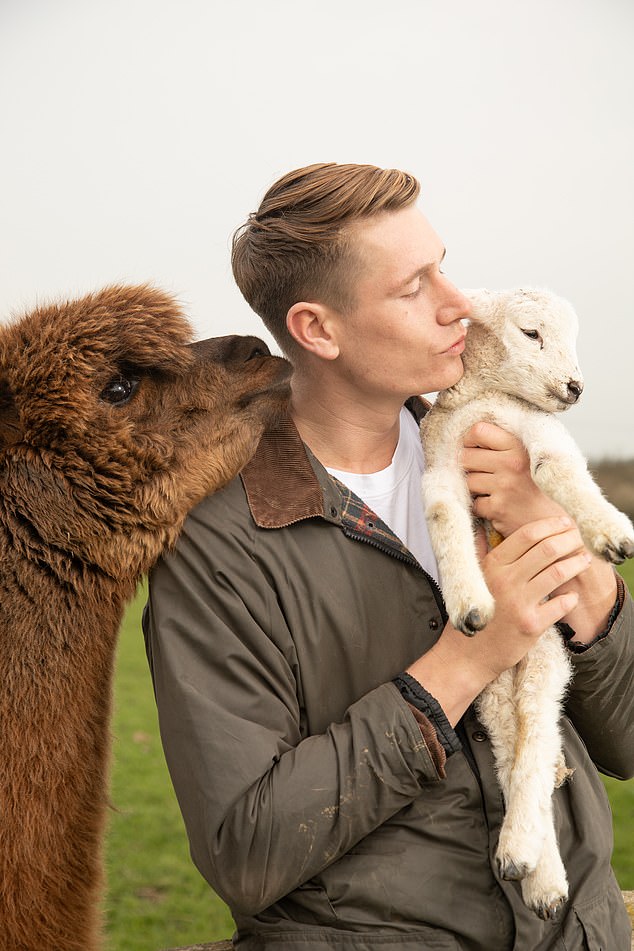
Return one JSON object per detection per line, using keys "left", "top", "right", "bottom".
{"left": 240, "top": 397, "right": 430, "bottom": 530}
{"left": 240, "top": 415, "right": 327, "bottom": 529}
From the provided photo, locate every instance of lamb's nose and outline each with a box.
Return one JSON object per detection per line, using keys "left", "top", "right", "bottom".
{"left": 567, "top": 379, "right": 584, "bottom": 402}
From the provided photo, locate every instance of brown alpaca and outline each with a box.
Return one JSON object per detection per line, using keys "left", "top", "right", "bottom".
{"left": 0, "top": 285, "right": 291, "bottom": 951}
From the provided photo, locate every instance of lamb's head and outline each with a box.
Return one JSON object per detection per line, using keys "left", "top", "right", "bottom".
{"left": 463, "top": 288, "right": 584, "bottom": 412}
{"left": 0, "top": 284, "right": 291, "bottom": 583}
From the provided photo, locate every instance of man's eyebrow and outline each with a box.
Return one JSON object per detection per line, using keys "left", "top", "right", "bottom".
{"left": 396, "top": 247, "right": 447, "bottom": 291}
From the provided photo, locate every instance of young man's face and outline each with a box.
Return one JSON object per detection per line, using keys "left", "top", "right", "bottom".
{"left": 332, "top": 205, "right": 470, "bottom": 401}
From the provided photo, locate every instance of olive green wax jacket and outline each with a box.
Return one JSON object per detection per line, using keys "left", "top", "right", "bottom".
{"left": 144, "top": 412, "right": 634, "bottom": 950}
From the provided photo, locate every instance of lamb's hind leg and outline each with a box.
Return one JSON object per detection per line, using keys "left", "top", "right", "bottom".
{"left": 476, "top": 666, "right": 546, "bottom": 884}
{"left": 476, "top": 667, "right": 518, "bottom": 857}
{"left": 521, "top": 805, "right": 569, "bottom": 920}
{"left": 422, "top": 466, "right": 495, "bottom": 635}
{"left": 492, "top": 630, "right": 572, "bottom": 916}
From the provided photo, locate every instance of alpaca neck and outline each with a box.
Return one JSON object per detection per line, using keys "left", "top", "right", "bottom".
{"left": 0, "top": 539, "right": 132, "bottom": 950}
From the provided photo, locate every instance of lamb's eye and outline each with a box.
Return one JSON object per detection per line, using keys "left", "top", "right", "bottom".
{"left": 100, "top": 376, "right": 139, "bottom": 405}
{"left": 521, "top": 329, "right": 543, "bottom": 347}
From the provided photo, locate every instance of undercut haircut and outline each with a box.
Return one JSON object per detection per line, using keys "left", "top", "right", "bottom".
{"left": 231, "top": 162, "right": 420, "bottom": 355}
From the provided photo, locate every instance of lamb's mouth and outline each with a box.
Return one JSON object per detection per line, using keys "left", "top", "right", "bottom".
{"left": 548, "top": 389, "right": 576, "bottom": 410}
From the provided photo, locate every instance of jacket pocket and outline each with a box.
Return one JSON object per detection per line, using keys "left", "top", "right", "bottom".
{"left": 564, "top": 888, "right": 632, "bottom": 950}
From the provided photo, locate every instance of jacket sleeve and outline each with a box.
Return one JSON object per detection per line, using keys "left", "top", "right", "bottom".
{"left": 143, "top": 492, "right": 443, "bottom": 917}
{"left": 564, "top": 581, "right": 634, "bottom": 780}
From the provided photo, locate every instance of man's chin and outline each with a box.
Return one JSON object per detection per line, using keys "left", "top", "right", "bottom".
{"left": 436, "top": 359, "right": 465, "bottom": 392}
{"left": 412, "top": 359, "right": 464, "bottom": 400}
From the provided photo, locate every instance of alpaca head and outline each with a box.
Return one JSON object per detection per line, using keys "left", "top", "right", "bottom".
{"left": 462, "top": 287, "right": 583, "bottom": 412}
{"left": 0, "top": 284, "right": 291, "bottom": 582}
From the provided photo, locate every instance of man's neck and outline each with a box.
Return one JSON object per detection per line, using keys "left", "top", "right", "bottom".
{"left": 290, "top": 375, "right": 403, "bottom": 474}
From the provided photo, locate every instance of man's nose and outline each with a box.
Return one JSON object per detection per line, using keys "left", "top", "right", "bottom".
{"left": 438, "top": 281, "right": 471, "bottom": 323}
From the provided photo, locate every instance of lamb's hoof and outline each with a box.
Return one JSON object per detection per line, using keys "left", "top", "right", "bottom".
{"left": 450, "top": 589, "right": 495, "bottom": 636}
{"left": 521, "top": 866, "right": 568, "bottom": 920}
{"left": 534, "top": 896, "right": 566, "bottom": 921}
{"left": 498, "top": 857, "right": 530, "bottom": 882}
{"left": 600, "top": 537, "right": 634, "bottom": 565}
{"left": 457, "top": 608, "right": 487, "bottom": 637}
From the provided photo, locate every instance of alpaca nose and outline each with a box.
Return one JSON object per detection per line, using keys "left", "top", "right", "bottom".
{"left": 219, "top": 335, "right": 271, "bottom": 363}
{"left": 566, "top": 379, "right": 584, "bottom": 402}
{"left": 230, "top": 336, "right": 272, "bottom": 361}
{"left": 192, "top": 335, "right": 271, "bottom": 365}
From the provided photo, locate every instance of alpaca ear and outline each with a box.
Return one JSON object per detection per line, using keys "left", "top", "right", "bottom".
{"left": 0, "top": 383, "right": 22, "bottom": 450}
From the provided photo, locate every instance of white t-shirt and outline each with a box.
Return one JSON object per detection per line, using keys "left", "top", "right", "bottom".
{"left": 326, "top": 407, "right": 439, "bottom": 584}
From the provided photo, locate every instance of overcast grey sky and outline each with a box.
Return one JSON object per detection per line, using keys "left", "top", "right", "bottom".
{"left": 1, "top": 0, "right": 632, "bottom": 459}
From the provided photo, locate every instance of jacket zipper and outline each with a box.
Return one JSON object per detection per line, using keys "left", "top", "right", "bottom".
{"left": 342, "top": 526, "right": 447, "bottom": 619}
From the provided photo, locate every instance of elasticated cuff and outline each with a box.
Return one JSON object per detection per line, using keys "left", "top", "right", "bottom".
{"left": 393, "top": 672, "right": 462, "bottom": 758}
{"left": 557, "top": 573, "right": 625, "bottom": 654}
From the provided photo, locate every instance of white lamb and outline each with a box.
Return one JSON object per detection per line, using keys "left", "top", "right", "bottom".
{"left": 420, "top": 287, "right": 634, "bottom": 919}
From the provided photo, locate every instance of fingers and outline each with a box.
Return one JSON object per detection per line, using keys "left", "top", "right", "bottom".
{"left": 485, "top": 516, "right": 592, "bottom": 624}
{"left": 462, "top": 424, "right": 528, "bottom": 479}
{"left": 462, "top": 448, "right": 497, "bottom": 475}
{"left": 490, "top": 516, "right": 580, "bottom": 567}
{"left": 528, "top": 547, "right": 593, "bottom": 609}
{"left": 462, "top": 422, "right": 522, "bottom": 452}
{"left": 464, "top": 443, "right": 565, "bottom": 535}
{"left": 472, "top": 490, "right": 564, "bottom": 525}
{"left": 534, "top": 590, "right": 581, "bottom": 632}
{"left": 465, "top": 471, "right": 494, "bottom": 497}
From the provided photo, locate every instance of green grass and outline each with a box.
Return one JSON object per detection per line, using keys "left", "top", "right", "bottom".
{"left": 603, "top": 560, "right": 634, "bottom": 889}
{"left": 105, "top": 568, "right": 634, "bottom": 949}
{"left": 618, "top": 557, "right": 634, "bottom": 594}
{"left": 105, "top": 583, "right": 233, "bottom": 951}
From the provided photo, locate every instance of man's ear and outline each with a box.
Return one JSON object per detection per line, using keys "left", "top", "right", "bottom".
{"left": 286, "top": 302, "right": 340, "bottom": 360}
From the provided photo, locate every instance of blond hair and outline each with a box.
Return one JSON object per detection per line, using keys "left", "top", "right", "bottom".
{"left": 231, "top": 162, "right": 420, "bottom": 354}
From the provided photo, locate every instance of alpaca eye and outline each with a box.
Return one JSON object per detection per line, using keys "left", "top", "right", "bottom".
{"left": 100, "top": 376, "right": 139, "bottom": 405}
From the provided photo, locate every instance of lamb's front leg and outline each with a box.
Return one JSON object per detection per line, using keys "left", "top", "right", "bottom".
{"left": 527, "top": 425, "right": 634, "bottom": 563}
{"left": 488, "top": 629, "right": 572, "bottom": 917}
{"left": 422, "top": 466, "right": 495, "bottom": 635}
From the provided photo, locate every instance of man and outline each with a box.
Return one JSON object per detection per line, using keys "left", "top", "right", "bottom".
{"left": 144, "top": 163, "right": 633, "bottom": 949}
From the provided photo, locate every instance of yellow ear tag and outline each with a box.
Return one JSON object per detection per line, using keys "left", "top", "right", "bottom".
{"left": 486, "top": 524, "right": 505, "bottom": 549}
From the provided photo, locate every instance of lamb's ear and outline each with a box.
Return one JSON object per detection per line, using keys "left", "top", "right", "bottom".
{"left": 0, "top": 382, "right": 22, "bottom": 450}
{"left": 462, "top": 288, "right": 497, "bottom": 324}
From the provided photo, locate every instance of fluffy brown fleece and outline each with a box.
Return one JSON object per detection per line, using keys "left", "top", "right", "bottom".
{"left": 0, "top": 285, "right": 291, "bottom": 951}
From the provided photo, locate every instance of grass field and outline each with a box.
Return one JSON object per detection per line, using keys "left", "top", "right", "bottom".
{"left": 105, "top": 562, "right": 634, "bottom": 950}
{"left": 105, "top": 586, "right": 234, "bottom": 951}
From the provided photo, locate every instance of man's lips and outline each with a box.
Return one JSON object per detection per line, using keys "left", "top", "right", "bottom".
{"left": 443, "top": 334, "right": 466, "bottom": 355}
